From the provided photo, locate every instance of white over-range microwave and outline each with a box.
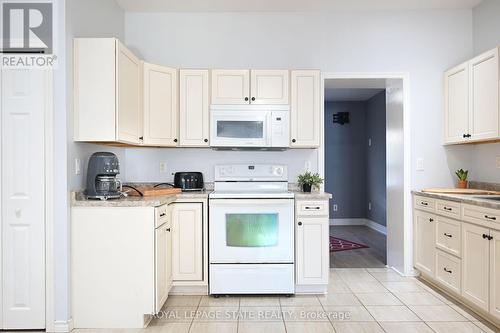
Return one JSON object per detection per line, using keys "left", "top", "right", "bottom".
{"left": 210, "top": 105, "right": 290, "bottom": 149}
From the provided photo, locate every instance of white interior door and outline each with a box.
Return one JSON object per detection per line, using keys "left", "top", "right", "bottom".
{"left": 1, "top": 69, "right": 46, "bottom": 329}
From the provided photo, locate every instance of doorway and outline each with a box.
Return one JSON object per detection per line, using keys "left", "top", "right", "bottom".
{"left": 319, "top": 74, "right": 410, "bottom": 275}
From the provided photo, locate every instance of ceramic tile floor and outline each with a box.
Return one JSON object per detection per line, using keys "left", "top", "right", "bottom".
{"left": 72, "top": 268, "right": 500, "bottom": 333}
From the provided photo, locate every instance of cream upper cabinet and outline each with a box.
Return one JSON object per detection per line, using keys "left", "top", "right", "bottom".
{"left": 74, "top": 38, "right": 142, "bottom": 144}
{"left": 413, "top": 210, "right": 436, "bottom": 277}
{"left": 250, "top": 70, "right": 289, "bottom": 104}
{"left": 490, "top": 229, "right": 500, "bottom": 320}
{"left": 290, "top": 70, "right": 321, "bottom": 148}
{"left": 443, "top": 47, "right": 500, "bottom": 145}
{"left": 444, "top": 62, "right": 469, "bottom": 144}
{"left": 462, "top": 222, "right": 490, "bottom": 311}
{"left": 143, "top": 62, "right": 178, "bottom": 146}
{"left": 469, "top": 48, "right": 499, "bottom": 141}
{"left": 171, "top": 203, "right": 203, "bottom": 281}
{"left": 179, "top": 70, "right": 210, "bottom": 146}
{"left": 211, "top": 70, "right": 250, "bottom": 104}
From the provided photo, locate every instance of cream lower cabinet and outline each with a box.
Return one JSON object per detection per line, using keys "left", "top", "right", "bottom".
{"left": 143, "top": 63, "right": 178, "bottom": 146}
{"left": 74, "top": 38, "right": 142, "bottom": 144}
{"left": 462, "top": 222, "right": 490, "bottom": 311}
{"left": 490, "top": 229, "right": 500, "bottom": 320}
{"left": 171, "top": 202, "right": 203, "bottom": 281}
{"left": 413, "top": 210, "right": 436, "bottom": 277}
{"left": 290, "top": 70, "right": 321, "bottom": 148}
{"left": 295, "top": 199, "right": 329, "bottom": 291}
{"left": 179, "top": 70, "right": 210, "bottom": 146}
{"left": 155, "top": 213, "right": 172, "bottom": 313}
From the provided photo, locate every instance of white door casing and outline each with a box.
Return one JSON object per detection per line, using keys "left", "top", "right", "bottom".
{"left": 1, "top": 69, "right": 46, "bottom": 329}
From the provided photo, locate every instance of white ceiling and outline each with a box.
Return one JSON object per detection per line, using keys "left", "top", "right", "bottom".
{"left": 116, "top": 0, "right": 483, "bottom": 12}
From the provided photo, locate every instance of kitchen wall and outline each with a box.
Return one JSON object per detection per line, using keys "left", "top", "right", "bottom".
{"left": 366, "top": 91, "right": 387, "bottom": 226}
{"left": 324, "top": 102, "right": 367, "bottom": 218}
{"left": 471, "top": 0, "right": 500, "bottom": 184}
{"left": 124, "top": 10, "right": 475, "bottom": 190}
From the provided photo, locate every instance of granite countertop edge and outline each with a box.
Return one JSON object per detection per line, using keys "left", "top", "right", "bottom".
{"left": 412, "top": 190, "right": 500, "bottom": 210}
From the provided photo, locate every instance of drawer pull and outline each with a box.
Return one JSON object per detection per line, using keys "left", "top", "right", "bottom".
{"left": 160, "top": 213, "right": 166, "bottom": 217}
{"left": 483, "top": 234, "right": 490, "bottom": 240}
{"left": 166, "top": 228, "right": 171, "bottom": 232}
{"left": 429, "top": 218, "right": 434, "bottom": 222}
{"left": 484, "top": 215, "right": 497, "bottom": 221}
{"left": 305, "top": 206, "right": 321, "bottom": 210}
{"left": 443, "top": 233, "right": 452, "bottom": 238}
{"left": 298, "top": 222, "right": 303, "bottom": 226}
{"left": 443, "top": 268, "right": 452, "bottom": 274}
{"left": 443, "top": 207, "right": 453, "bottom": 211}
{"left": 420, "top": 202, "right": 428, "bottom": 206}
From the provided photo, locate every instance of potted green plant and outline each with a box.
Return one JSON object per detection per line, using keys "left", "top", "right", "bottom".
{"left": 297, "top": 171, "right": 324, "bottom": 193}
{"left": 455, "top": 169, "right": 469, "bottom": 189}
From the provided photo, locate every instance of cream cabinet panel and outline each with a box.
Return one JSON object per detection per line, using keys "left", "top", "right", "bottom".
{"left": 290, "top": 70, "right": 321, "bottom": 147}
{"left": 155, "top": 221, "right": 171, "bottom": 313}
{"left": 211, "top": 70, "right": 250, "bottom": 104}
{"left": 143, "top": 63, "right": 178, "bottom": 146}
{"left": 179, "top": 70, "right": 210, "bottom": 146}
{"left": 171, "top": 203, "right": 203, "bottom": 281}
{"left": 250, "top": 70, "right": 289, "bottom": 104}
{"left": 490, "top": 229, "right": 500, "bottom": 320}
{"left": 296, "top": 217, "right": 329, "bottom": 285}
{"left": 462, "top": 222, "right": 490, "bottom": 311}
{"left": 469, "top": 48, "right": 499, "bottom": 141}
{"left": 413, "top": 211, "right": 436, "bottom": 277}
{"left": 116, "top": 40, "right": 142, "bottom": 144}
{"left": 444, "top": 63, "right": 469, "bottom": 144}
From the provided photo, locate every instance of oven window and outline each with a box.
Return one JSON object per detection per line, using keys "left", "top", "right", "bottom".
{"left": 226, "top": 213, "right": 278, "bottom": 247}
{"left": 217, "top": 121, "right": 264, "bottom": 139}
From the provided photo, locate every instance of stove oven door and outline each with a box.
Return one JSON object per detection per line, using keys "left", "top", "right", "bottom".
{"left": 209, "top": 198, "right": 294, "bottom": 263}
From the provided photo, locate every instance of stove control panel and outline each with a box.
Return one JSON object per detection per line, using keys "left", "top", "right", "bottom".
{"left": 214, "top": 164, "right": 288, "bottom": 181}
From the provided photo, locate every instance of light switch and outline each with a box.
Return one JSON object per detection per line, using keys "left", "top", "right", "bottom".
{"left": 305, "top": 161, "right": 311, "bottom": 171}
{"left": 368, "top": 138, "right": 372, "bottom": 147}
{"left": 75, "top": 158, "right": 81, "bottom": 175}
{"left": 416, "top": 158, "right": 424, "bottom": 171}
{"left": 159, "top": 162, "right": 167, "bottom": 174}
{"left": 333, "top": 204, "right": 338, "bottom": 212}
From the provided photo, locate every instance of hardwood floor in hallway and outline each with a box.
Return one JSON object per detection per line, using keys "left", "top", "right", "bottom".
{"left": 330, "top": 225, "right": 387, "bottom": 268}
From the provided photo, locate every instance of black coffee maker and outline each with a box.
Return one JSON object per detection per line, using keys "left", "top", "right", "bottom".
{"left": 85, "top": 152, "right": 122, "bottom": 200}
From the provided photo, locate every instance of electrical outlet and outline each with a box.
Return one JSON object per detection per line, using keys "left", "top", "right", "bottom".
{"left": 159, "top": 162, "right": 167, "bottom": 174}
{"left": 368, "top": 202, "right": 372, "bottom": 211}
{"left": 416, "top": 158, "right": 424, "bottom": 171}
{"left": 496, "top": 156, "right": 500, "bottom": 169}
{"left": 333, "top": 204, "right": 338, "bottom": 212}
{"left": 75, "top": 158, "right": 81, "bottom": 175}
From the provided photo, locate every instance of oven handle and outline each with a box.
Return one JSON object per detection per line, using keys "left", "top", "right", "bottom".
{"left": 209, "top": 199, "right": 294, "bottom": 206}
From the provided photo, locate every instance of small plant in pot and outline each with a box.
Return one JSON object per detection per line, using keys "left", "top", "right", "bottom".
{"left": 297, "top": 171, "right": 324, "bottom": 193}
{"left": 455, "top": 169, "right": 469, "bottom": 189}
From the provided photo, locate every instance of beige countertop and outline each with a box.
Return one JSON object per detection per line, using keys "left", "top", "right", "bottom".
{"left": 412, "top": 190, "right": 500, "bottom": 210}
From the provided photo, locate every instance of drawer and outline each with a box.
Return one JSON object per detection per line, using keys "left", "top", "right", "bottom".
{"left": 436, "top": 199, "right": 461, "bottom": 219}
{"left": 296, "top": 200, "right": 329, "bottom": 216}
{"left": 414, "top": 195, "right": 435, "bottom": 213}
{"left": 435, "top": 249, "right": 461, "bottom": 294}
{"left": 436, "top": 216, "right": 461, "bottom": 257}
{"left": 462, "top": 204, "right": 500, "bottom": 229}
{"left": 155, "top": 204, "right": 169, "bottom": 228}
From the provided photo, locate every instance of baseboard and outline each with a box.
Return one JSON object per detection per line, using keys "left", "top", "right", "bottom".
{"left": 330, "top": 218, "right": 387, "bottom": 235}
{"left": 53, "top": 318, "right": 73, "bottom": 332}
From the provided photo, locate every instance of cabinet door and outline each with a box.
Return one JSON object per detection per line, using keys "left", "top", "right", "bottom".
{"left": 490, "top": 229, "right": 500, "bottom": 320}
{"left": 290, "top": 70, "right": 321, "bottom": 147}
{"left": 444, "top": 63, "right": 469, "bottom": 144}
{"left": 462, "top": 222, "right": 490, "bottom": 311}
{"left": 211, "top": 70, "right": 250, "bottom": 104}
{"left": 171, "top": 203, "right": 203, "bottom": 281}
{"left": 179, "top": 70, "right": 210, "bottom": 146}
{"left": 413, "top": 211, "right": 436, "bottom": 277}
{"left": 155, "top": 223, "right": 169, "bottom": 313}
{"left": 250, "top": 70, "right": 289, "bottom": 105}
{"left": 143, "top": 62, "right": 178, "bottom": 146}
{"left": 116, "top": 40, "right": 142, "bottom": 144}
{"left": 296, "top": 217, "right": 329, "bottom": 285}
{"left": 469, "top": 48, "right": 499, "bottom": 141}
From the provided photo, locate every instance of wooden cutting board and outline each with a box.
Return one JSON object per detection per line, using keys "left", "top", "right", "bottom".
{"left": 422, "top": 188, "right": 500, "bottom": 195}
{"left": 124, "top": 186, "right": 182, "bottom": 197}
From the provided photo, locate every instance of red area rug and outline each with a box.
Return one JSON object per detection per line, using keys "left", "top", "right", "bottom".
{"left": 330, "top": 236, "right": 369, "bottom": 252}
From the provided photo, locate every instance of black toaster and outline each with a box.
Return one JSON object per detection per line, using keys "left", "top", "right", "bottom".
{"left": 174, "top": 172, "right": 204, "bottom": 191}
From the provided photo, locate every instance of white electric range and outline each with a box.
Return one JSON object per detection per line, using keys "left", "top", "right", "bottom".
{"left": 208, "top": 164, "right": 295, "bottom": 295}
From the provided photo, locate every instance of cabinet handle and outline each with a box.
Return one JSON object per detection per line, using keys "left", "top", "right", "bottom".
{"left": 444, "top": 233, "right": 452, "bottom": 238}
{"left": 251, "top": 97, "right": 256, "bottom": 101}
{"left": 139, "top": 136, "right": 144, "bottom": 140}
{"left": 443, "top": 268, "right": 452, "bottom": 274}
{"left": 174, "top": 138, "right": 178, "bottom": 143}
{"left": 166, "top": 228, "right": 171, "bottom": 232}
{"left": 298, "top": 221, "right": 303, "bottom": 226}
{"left": 292, "top": 139, "right": 296, "bottom": 143}
{"left": 305, "top": 206, "right": 321, "bottom": 210}
{"left": 204, "top": 139, "right": 208, "bottom": 143}
{"left": 245, "top": 97, "right": 249, "bottom": 101}
{"left": 420, "top": 202, "right": 428, "bottom": 206}
{"left": 160, "top": 213, "right": 166, "bottom": 217}
{"left": 483, "top": 234, "right": 490, "bottom": 239}
{"left": 443, "top": 207, "right": 452, "bottom": 211}
{"left": 463, "top": 134, "right": 471, "bottom": 138}
{"left": 484, "top": 215, "right": 497, "bottom": 221}
{"left": 429, "top": 218, "right": 434, "bottom": 222}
